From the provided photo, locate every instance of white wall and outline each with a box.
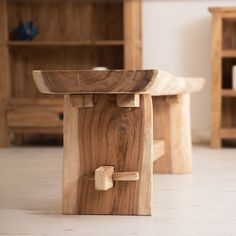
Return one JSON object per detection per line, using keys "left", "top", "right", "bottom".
{"left": 143, "top": 0, "right": 235, "bottom": 141}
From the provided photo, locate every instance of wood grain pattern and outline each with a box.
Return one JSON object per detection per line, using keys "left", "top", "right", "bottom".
{"left": 149, "top": 70, "right": 205, "bottom": 96}
{"left": 33, "top": 69, "right": 204, "bottom": 96}
{"left": 116, "top": 94, "right": 140, "bottom": 107}
{"left": 153, "top": 95, "right": 192, "bottom": 174}
{"left": 70, "top": 95, "right": 94, "bottom": 108}
{"left": 209, "top": 9, "right": 222, "bottom": 148}
{"left": 63, "top": 94, "right": 153, "bottom": 215}
{"left": 33, "top": 70, "right": 157, "bottom": 94}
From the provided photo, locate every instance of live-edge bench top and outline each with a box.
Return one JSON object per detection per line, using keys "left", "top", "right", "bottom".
{"left": 33, "top": 70, "right": 205, "bottom": 96}
{"left": 33, "top": 70, "right": 157, "bottom": 94}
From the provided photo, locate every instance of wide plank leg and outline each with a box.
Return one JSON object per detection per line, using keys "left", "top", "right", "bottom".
{"left": 152, "top": 94, "right": 192, "bottom": 174}
{"left": 62, "top": 94, "right": 153, "bottom": 215}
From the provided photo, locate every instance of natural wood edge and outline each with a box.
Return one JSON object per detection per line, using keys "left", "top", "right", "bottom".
{"left": 33, "top": 70, "right": 158, "bottom": 94}
{"left": 33, "top": 69, "right": 205, "bottom": 96}
{"left": 149, "top": 71, "right": 205, "bottom": 96}
{"left": 33, "top": 71, "right": 52, "bottom": 94}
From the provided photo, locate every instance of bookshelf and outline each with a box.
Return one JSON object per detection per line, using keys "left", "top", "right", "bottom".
{"left": 0, "top": 0, "right": 142, "bottom": 147}
{"left": 209, "top": 7, "right": 236, "bottom": 148}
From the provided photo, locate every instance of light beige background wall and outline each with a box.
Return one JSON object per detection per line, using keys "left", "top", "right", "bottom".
{"left": 143, "top": 0, "right": 235, "bottom": 142}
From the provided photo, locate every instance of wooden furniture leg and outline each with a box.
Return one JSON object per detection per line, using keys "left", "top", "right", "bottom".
{"left": 152, "top": 94, "right": 192, "bottom": 174}
{"left": 62, "top": 94, "right": 153, "bottom": 215}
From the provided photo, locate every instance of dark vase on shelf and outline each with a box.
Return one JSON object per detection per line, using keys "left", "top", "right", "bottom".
{"left": 11, "top": 21, "right": 39, "bottom": 41}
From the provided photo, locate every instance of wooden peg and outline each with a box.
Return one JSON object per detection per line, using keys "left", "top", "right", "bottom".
{"left": 70, "top": 94, "right": 94, "bottom": 108}
{"left": 112, "top": 172, "right": 139, "bottom": 181}
{"left": 116, "top": 94, "right": 140, "bottom": 107}
{"left": 95, "top": 166, "right": 139, "bottom": 191}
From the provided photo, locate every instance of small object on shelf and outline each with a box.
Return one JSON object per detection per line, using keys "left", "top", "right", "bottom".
{"left": 232, "top": 65, "right": 236, "bottom": 90}
{"left": 11, "top": 20, "right": 39, "bottom": 41}
{"left": 93, "top": 67, "right": 108, "bottom": 71}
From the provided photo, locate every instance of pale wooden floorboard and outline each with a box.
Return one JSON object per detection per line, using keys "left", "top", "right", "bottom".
{"left": 0, "top": 146, "right": 236, "bottom": 236}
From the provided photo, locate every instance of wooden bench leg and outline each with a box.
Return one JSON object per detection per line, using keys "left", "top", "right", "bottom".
{"left": 0, "top": 105, "right": 10, "bottom": 148}
{"left": 152, "top": 94, "right": 192, "bottom": 174}
{"left": 62, "top": 94, "right": 153, "bottom": 215}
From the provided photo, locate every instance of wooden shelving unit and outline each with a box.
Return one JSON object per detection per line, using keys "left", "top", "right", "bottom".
{"left": 0, "top": 0, "right": 142, "bottom": 147}
{"left": 209, "top": 7, "right": 236, "bottom": 148}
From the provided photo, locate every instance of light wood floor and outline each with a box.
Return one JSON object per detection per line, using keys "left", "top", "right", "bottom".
{"left": 0, "top": 146, "right": 236, "bottom": 236}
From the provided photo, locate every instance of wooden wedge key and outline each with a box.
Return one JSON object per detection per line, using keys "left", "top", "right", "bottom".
{"left": 95, "top": 166, "right": 139, "bottom": 191}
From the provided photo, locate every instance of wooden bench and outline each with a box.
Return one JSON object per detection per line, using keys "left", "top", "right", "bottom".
{"left": 150, "top": 70, "right": 204, "bottom": 174}
{"left": 33, "top": 70, "right": 204, "bottom": 215}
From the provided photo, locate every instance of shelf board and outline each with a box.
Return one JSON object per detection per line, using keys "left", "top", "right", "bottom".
{"left": 0, "top": 40, "right": 124, "bottom": 47}
{"left": 8, "top": 98, "right": 63, "bottom": 106}
{"left": 220, "top": 128, "right": 236, "bottom": 138}
{"left": 222, "top": 50, "right": 236, "bottom": 58}
{"left": 9, "top": 127, "right": 63, "bottom": 134}
{"left": 222, "top": 89, "right": 236, "bottom": 97}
